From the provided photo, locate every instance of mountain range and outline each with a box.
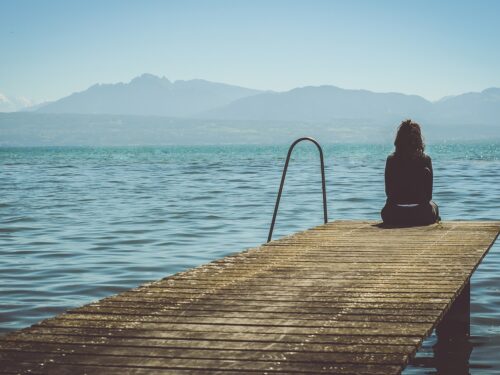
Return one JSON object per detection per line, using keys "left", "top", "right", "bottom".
{"left": 34, "top": 74, "right": 500, "bottom": 125}
{"left": 35, "top": 74, "right": 261, "bottom": 117}
{"left": 2, "top": 74, "right": 497, "bottom": 146}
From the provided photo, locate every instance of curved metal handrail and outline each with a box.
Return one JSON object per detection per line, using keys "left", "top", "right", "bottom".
{"left": 267, "top": 137, "right": 328, "bottom": 243}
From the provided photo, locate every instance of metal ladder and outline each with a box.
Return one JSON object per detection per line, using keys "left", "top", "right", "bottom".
{"left": 267, "top": 137, "right": 328, "bottom": 243}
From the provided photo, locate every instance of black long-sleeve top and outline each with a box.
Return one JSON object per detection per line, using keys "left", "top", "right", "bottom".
{"left": 385, "top": 153, "right": 433, "bottom": 205}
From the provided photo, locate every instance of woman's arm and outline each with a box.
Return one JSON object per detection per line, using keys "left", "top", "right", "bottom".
{"left": 385, "top": 156, "right": 395, "bottom": 201}
{"left": 426, "top": 157, "right": 433, "bottom": 201}
{"left": 420, "top": 156, "right": 433, "bottom": 202}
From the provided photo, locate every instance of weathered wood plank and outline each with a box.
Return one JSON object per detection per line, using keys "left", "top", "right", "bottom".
{"left": 0, "top": 360, "right": 403, "bottom": 375}
{"left": 6, "top": 328, "right": 423, "bottom": 345}
{"left": 0, "top": 220, "right": 498, "bottom": 375}
{"left": 0, "top": 338, "right": 418, "bottom": 354}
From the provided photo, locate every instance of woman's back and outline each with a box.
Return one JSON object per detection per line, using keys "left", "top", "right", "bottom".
{"left": 385, "top": 153, "right": 432, "bottom": 204}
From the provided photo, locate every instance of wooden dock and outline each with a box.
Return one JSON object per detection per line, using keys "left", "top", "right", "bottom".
{"left": 1, "top": 220, "right": 499, "bottom": 374}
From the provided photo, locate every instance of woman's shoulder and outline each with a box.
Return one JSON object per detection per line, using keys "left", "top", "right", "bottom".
{"left": 385, "top": 153, "right": 397, "bottom": 167}
{"left": 421, "top": 153, "right": 432, "bottom": 165}
{"left": 387, "top": 152, "right": 431, "bottom": 165}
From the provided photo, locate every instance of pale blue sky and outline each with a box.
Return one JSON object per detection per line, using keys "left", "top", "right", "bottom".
{"left": 1, "top": 0, "right": 500, "bottom": 103}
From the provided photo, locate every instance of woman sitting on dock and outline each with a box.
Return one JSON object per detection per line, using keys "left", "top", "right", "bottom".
{"left": 381, "top": 119, "right": 440, "bottom": 225}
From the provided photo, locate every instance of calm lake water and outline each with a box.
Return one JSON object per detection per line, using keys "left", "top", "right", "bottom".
{"left": 1, "top": 143, "right": 499, "bottom": 373}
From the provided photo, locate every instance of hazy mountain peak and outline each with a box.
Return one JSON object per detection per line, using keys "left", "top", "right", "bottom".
{"left": 36, "top": 74, "right": 261, "bottom": 117}
{"left": 136, "top": 72, "right": 158, "bottom": 80}
{"left": 201, "top": 84, "right": 433, "bottom": 122}
{"left": 130, "top": 73, "right": 171, "bottom": 86}
{"left": 482, "top": 87, "right": 500, "bottom": 96}
{"left": 0, "top": 92, "right": 35, "bottom": 112}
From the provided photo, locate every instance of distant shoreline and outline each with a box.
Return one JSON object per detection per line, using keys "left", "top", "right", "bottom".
{"left": 0, "top": 112, "right": 498, "bottom": 147}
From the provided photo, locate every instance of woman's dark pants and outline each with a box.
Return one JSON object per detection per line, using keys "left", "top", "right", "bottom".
{"left": 381, "top": 201, "right": 440, "bottom": 226}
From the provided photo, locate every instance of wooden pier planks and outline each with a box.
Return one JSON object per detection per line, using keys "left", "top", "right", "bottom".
{"left": 1, "top": 220, "right": 499, "bottom": 374}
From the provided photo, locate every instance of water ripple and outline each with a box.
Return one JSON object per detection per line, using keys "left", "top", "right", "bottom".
{"left": 0, "top": 144, "right": 499, "bottom": 374}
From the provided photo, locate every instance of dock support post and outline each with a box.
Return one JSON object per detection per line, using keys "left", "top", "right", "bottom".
{"left": 434, "top": 281, "right": 472, "bottom": 374}
{"left": 436, "top": 281, "right": 470, "bottom": 339}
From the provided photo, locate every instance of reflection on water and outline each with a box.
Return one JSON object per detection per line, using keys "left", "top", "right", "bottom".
{"left": 0, "top": 143, "right": 499, "bottom": 374}
{"left": 411, "top": 334, "right": 473, "bottom": 375}
{"left": 414, "top": 283, "right": 473, "bottom": 375}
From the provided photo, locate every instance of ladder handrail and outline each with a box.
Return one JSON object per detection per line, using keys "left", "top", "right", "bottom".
{"left": 267, "top": 137, "right": 328, "bottom": 243}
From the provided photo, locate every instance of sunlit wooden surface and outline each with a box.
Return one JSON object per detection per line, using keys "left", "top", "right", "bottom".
{"left": 1, "top": 220, "right": 499, "bottom": 374}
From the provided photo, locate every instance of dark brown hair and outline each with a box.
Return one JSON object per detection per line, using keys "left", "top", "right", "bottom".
{"left": 394, "top": 119, "right": 425, "bottom": 158}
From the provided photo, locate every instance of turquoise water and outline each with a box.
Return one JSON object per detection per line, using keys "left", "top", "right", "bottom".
{"left": 0, "top": 143, "right": 499, "bottom": 373}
